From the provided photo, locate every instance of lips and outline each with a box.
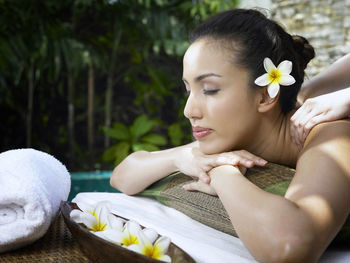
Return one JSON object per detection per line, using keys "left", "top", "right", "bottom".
{"left": 192, "top": 126, "right": 213, "bottom": 139}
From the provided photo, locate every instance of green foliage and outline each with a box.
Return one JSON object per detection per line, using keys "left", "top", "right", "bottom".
{"left": 168, "top": 123, "right": 184, "bottom": 146}
{"left": 0, "top": 0, "right": 238, "bottom": 170}
{"left": 102, "top": 114, "right": 167, "bottom": 165}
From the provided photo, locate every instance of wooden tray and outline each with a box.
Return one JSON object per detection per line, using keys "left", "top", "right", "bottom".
{"left": 60, "top": 201, "right": 195, "bottom": 263}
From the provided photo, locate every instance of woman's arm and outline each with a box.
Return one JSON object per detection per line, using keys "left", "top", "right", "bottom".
{"left": 209, "top": 121, "right": 350, "bottom": 263}
{"left": 110, "top": 141, "right": 266, "bottom": 195}
{"left": 298, "top": 54, "right": 350, "bottom": 103}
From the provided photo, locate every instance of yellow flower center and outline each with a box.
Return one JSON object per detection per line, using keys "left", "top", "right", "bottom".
{"left": 88, "top": 210, "right": 107, "bottom": 232}
{"left": 122, "top": 234, "right": 139, "bottom": 246}
{"left": 142, "top": 244, "right": 163, "bottom": 259}
{"left": 90, "top": 221, "right": 107, "bottom": 232}
{"left": 268, "top": 69, "right": 281, "bottom": 83}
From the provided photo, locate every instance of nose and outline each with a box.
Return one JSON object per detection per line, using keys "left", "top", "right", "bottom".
{"left": 184, "top": 92, "right": 202, "bottom": 120}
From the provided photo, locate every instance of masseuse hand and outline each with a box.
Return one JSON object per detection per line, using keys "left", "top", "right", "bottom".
{"left": 290, "top": 88, "right": 350, "bottom": 149}
{"left": 176, "top": 148, "right": 266, "bottom": 191}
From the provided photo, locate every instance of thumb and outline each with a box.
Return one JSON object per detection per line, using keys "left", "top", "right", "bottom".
{"left": 183, "top": 182, "right": 198, "bottom": 191}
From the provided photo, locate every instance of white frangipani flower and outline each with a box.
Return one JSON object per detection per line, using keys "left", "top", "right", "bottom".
{"left": 70, "top": 201, "right": 124, "bottom": 232}
{"left": 127, "top": 230, "right": 172, "bottom": 262}
{"left": 254, "top": 57, "right": 296, "bottom": 98}
{"left": 98, "top": 220, "right": 140, "bottom": 246}
{"left": 69, "top": 200, "right": 172, "bottom": 261}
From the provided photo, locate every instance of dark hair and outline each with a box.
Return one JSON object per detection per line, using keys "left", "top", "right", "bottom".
{"left": 190, "top": 9, "right": 315, "bottom": 113}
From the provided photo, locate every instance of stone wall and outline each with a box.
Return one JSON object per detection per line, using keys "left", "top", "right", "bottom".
{"left": 271, "top": 0, "right": 350, "bottom": 77}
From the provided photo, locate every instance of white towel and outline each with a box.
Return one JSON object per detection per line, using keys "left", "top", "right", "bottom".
{"left": 0, "top": 149, "right": 70, "bottom": 253}
{"left": 73, "top": 193, "right": 350, "bottom": 263}
{"left": 73, "top": 192, "right": 256, "bottom": 263}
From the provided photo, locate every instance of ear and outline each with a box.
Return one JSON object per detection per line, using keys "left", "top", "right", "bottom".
{"left": 257, "top": 86, "right": 279, "bottom": 113}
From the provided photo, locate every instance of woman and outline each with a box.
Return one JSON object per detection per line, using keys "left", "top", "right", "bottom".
{"left": 111, "top": 9, "right": 350, "bottom": 263}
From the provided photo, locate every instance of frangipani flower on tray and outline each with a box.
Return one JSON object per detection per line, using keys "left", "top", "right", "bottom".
{"left": 100, "top": 220, "right": 158, "bottom": 247}
{"left": 69, "top": 200, "right": 172, "bottom": 262}
{"left": 254, "top": 57, "right": 296, "bottom": 98}
{"left": 128, "top": 229, "right": 172, "bottom": 262}
{"left": 70, "top": 201, "right": 123, "bottom": 232}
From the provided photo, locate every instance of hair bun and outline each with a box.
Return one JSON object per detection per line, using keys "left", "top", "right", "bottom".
{"left": 292, "top": 35, "right": 315, "bottom": 69}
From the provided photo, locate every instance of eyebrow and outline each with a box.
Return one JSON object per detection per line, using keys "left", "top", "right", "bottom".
{"left": 182, "top": 73, "right": 222, "bottom": 84}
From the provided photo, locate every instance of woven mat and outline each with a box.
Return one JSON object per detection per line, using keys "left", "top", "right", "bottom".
{"left": 158, "top": 163, "right": 295, "bottom": 237}
{"left": 0, "top": 213, "right": 90, "bottom": 263}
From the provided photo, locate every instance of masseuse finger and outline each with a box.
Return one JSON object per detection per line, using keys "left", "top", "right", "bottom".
{"left": 295, "top": 109, "right": 323, "bottom": 147}
{"left": 290, "top": 103, "right": 313, "bottom": 146}
{"left": 291, "top": 113, "right": 309, "bottom": 149}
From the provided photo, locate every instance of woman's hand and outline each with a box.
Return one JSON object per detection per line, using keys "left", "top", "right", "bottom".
{"left": 183, "top": 179, "right": 218, "bottom": 195}
{"left": 290, "top": 88, "right": 350, "bottom": 149}
{"left": 182, "top": 163, "right": 247, "bottom": 196}
{"left": 174, "top": 147, "right": 266, "bottom": 184}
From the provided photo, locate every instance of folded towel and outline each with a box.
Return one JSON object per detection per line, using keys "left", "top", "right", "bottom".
{"left": 0, "top": 149, "right": 70, "bottom": 253}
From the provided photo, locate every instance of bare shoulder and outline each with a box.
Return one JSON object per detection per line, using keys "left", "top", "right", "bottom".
{"left": 300, "top": 120, "right": 350, "bottom": 173}
{"left": 291, "top": 119, "right": 350, "bottom": 197}
{"left": 286, "top": 120, "right": 350, "bottom": 249}
{"left": 304, "top": 119, "right": 350, "bottom": 148}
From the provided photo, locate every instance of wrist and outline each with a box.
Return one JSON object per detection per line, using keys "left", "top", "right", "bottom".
{"left": 168, "top": 147, "right": 182, "bottom": 173}
{"left": 209, "top": 165, "right": 242, "bottom": 190}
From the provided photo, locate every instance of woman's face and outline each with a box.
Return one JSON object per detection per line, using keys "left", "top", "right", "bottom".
{"left": 183, "top": 39, "right": 261, "bottom": 154}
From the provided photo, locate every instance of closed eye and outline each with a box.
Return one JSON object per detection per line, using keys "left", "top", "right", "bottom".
{"left": 203, "top": 89, "right": 219, "bottom": 95}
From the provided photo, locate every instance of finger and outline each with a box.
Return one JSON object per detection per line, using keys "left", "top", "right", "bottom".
{"left": 304, "top": 112, "right": 331, "bottom": 130}
{"left": 216, "top": 155, "right": 257, "bottom": 168}
{"left": 199, "top": 171, "right": 210, "bottom": 184}
{"left": 215, "top": 156, "right": 240, "bottom": 166}
{"left": 182, "top": 182, "right": 198, "bottom": 191}
{"left": 234, "top": 150, "right": 267, "bottom": 166}
{"left": 291, "top": 101, "right": 313, "bottom": 122}
{"left": 293, "top": 111, "right": 315, "bottom": 148}
{"left": 183, "top": 181, "right": 217, "bottom": 195}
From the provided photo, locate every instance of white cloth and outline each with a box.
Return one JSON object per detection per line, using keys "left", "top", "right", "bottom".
{"left": 73, "top": 192, "right": 350, "bottom": 263}
{"left": 0, "top": 149, "right": 70, "bottom": 253}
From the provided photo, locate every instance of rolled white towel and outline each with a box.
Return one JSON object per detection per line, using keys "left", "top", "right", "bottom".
{"left": 0, "top": 148, "right": 70, "bottom": 253}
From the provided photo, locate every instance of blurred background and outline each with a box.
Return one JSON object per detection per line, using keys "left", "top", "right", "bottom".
{"left": 1, "top": 0, "right": 349, "bottom": 174}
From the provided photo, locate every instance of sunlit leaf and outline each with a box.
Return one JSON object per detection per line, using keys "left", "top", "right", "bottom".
{"left": 130, "top": 115, "right": 155, "bottom": 139}
{"left": 141, "top": 133, "right": 167, "bottom": 146}
{"left": 103, "top": 123, "right": 130, "bottom": 140}
{"left": 102, "top": 144, "right": 119, "bottom": 162}
{"left": 132, "top": 142, "right": 159, "bottom": 152}
{"left": 168, "top": 123, "right": 184, "bottom": 146}
{"left": 114, "top": 141, "right": 131, "bottom": 165}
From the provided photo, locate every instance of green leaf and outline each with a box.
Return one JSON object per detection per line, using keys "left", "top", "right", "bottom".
{"left": 141, "top": 133, "right": 167, "bottom": 146}
{"left": 168, "top": 123, "right": 184, "bottom": 146}
{"left": 114, "top": 141, "right": 131, "bottom": 166}
{"left": 132, "top": 142, "right": 159, "bottom": 152}
{"left": 101, "top": 144, "right": 119, "bottom": 162}
{"left": 103, "top": 123, "right": 130, "bottom": 140}
{"left": 130, "top": 114, "right": 155, "bottom": 139}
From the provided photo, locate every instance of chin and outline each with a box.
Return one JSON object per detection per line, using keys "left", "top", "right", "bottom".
{"left": 198, "top": 140, "right": 228, "bottom": 155}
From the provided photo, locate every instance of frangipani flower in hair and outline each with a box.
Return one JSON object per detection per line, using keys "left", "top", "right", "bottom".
{"left": 254, "top": 57, "right": 296, "bottom": 98}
